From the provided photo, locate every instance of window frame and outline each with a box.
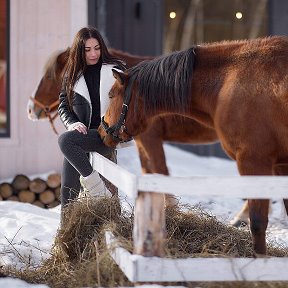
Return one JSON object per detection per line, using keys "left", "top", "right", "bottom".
{"left": 0, "top": 0, "right": 10, "bottom": 138}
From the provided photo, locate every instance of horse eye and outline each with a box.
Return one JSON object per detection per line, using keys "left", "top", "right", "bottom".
{"left": 109, "top": 91, "right": 114, "bottom": 99}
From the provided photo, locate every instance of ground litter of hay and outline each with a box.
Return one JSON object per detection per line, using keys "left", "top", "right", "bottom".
{"left": 2, "top": 197, "right": 288, "bottom": 288}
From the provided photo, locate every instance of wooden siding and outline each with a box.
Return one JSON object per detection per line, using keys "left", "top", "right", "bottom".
{"left": 0, "top": 0, "right": 87, "bottom": 179}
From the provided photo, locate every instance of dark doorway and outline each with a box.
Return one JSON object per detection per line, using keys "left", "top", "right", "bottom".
{"left": 88, "top": 0, "right": 163, "bottom": 56}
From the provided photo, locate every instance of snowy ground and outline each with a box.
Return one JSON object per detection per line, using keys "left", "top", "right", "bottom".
{"left": 0, "top": 144, "right": 288, "bottom": 287}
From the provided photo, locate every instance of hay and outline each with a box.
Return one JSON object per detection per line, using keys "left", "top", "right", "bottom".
{"left": 2, "top": 198, "right": 288, "bottom": 288}
{"left": 165, "top": 204, "right": 288, "bottom": 258}
{"left": 2, "top": 197, "right": 132, "bottom": 287}
{"left": 39, "top": 196, "right": 132, "bottom": 287}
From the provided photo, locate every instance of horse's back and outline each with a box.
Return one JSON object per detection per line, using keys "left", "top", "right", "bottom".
{"left": 204, "top": 36, "right": 288, "bottom": 159}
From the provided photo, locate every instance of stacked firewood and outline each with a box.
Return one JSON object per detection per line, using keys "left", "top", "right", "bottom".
{"left": 0, "top": 173, "right": 61, "bottom": 208}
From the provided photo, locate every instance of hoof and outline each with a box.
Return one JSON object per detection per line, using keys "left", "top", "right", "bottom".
{"left": 230, "top": 217, "right": 249, "bottom": 228}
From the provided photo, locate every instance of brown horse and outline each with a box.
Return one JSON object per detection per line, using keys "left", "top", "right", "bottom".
{"left": 27, "top": 49, "right": 69, "bottom": 134}
{"left": 27, "top": 47, "right": 250, "bottom": 224}
{"left": 98, "top": 36, "right": 288, "bottom": 255}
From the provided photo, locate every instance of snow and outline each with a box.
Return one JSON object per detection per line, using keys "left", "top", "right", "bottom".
{"left": 0, "top": 144, "right": 287, "bottom": 287}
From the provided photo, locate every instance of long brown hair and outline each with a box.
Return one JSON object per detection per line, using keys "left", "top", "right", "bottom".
{"left": 63, "top": 26, "right": 126, "bottom": 109}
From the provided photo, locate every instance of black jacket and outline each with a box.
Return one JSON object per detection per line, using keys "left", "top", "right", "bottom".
{"left": 58, "top": 89, "right": 91, "bottom": 129}
{"left": 58, "top": 64, "right": 117, "bottom": 130}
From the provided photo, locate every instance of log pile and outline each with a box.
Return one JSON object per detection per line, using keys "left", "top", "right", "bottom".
{"left": 0, "top": 173, "right": 61, "bottom": 208}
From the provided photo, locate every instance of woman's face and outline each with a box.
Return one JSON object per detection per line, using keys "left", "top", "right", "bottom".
{"left": 84, "top": 38, "right": 101, "bottom": 65}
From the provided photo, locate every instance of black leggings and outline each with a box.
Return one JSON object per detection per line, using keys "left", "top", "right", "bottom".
{"left": 58, "top": 129, "right": 113, "bottom": 207}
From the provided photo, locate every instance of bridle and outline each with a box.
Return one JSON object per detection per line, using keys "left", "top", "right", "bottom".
{"left": 29, "top": 96, "right": 60, "bottom": 135}
{"left": 101, "top": 77, "right": 134, "bottom": 144}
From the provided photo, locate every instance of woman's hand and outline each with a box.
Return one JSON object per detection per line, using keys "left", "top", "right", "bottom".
{"left": 68, "top": 122, "right": 87, "bottom": 134}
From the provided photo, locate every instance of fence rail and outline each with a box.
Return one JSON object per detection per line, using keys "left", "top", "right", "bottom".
{"left": 92, "top": 152, "right": 288, "bottom": 282}
{"left": 105, "top": 231, "right": 288, "bottom": 282}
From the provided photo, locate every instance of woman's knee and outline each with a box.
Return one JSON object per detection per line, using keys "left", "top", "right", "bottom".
{"left": 58, "top": 131, "right": 75, "bottom": 151}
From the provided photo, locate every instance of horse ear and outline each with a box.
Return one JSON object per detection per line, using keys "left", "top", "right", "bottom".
{"left": 112, "top": 68, "right": 126, "bottom": 85}
{"left": 57, "top": 47, "right": 70, "bottom": 68}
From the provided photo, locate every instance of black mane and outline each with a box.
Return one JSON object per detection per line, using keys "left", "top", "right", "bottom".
{"left": 127, "top": 47, "right": 196, "bottom": 113}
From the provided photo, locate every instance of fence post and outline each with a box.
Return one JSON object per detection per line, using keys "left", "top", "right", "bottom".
{"left": 133, "top": 191, "right": 166, "bottom": 256}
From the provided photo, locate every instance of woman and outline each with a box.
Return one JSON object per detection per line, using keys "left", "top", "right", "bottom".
{"left": 58, "top": 26, "right": 127, "bottom": 208}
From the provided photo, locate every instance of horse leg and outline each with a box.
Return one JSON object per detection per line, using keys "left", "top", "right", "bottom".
{"left": 273, "top": 163, "right": 288, "bottom": 216}
{"left": 230, "top": 199, "right": 273, "bottom": 227}
{"left": 135, "top": 141, "right": 155, "bottom": 174}
{"left": 237, "top": 155, "right": 272, "bottom": 255}
{"left": 230, "top": 200, "right": 249, "bottom": 227}
{"left": 284, "top": 199, "right": 288, "bottom": 216}
{"left": 134, "top": 134, "right": 178, "bottom": 207}
{"left": 247, "top": 199, "right": 269, "bottom": 255}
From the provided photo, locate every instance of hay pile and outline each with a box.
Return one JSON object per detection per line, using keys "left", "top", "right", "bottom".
{"left": 165, "top": 204, "right": 287, "bottom": 258}
{"left": 2, "top": 197, "right": 288, "bottom": 288}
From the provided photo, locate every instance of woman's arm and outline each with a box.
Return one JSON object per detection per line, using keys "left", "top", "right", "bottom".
{"left": 58, "top": 90, "right": 81, "bottom": 130}
{"left": 58, "top": 90, "right": 88, "bottom": 134}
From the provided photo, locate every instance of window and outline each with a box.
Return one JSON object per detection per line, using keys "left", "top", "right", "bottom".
{"left": 0, "top": 0, "right": 9, "bottom": 137}
{"left": 164, "top": 0, "right": 268, "bottom": 53}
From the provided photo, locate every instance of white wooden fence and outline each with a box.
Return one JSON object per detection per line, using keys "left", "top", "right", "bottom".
{"left": 92, "top": 152, "right": 288, "bottom": 282}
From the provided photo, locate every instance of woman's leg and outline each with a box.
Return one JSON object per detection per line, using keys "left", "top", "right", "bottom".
{"left": 60, "top": 157, "right": 81, "bottom": 207}
{"left": 58, "top": 129, "right": 113, "bottom": 177}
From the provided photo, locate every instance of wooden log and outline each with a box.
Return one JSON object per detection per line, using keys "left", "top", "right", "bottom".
{"left": 47, "top": 173, "right": 61, "bottom": 188}
{"left": 39, "top": 189, "right": 55, "bottom": 205}
{"left": 32, "top": 200, "right": 45, "bottom": 208}
{"left": 133, "top": 192, "right": 166, "bottom": 257}
{"left": 0, "top": 182, "right": 14, "bottom": 199}
{"left": 54, "top": 186, "right": 61, "bottom": 201}
{"left": 47, "top": 200, "right": 60, "bottom": 208}
{"left": 11, "top": 174, "right": 30, "bottom": 190}
{"left": 18, "top": 190, "right": 36, "bottom": 203}
{"left": 29, "top": 178, "right": 47, "bottom": 193}
{"left": 7, "top": 195, "right": 19, "bottom": 201}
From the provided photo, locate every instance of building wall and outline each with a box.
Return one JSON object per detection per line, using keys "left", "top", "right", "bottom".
{"left": 0, "top": 0, "right": 87, "bottom": 179}
{"left": 88, "top": 0, "right": 163, "bottom": 56}
{"left": 269, "top": 0, "right": 288, "bottom": 35}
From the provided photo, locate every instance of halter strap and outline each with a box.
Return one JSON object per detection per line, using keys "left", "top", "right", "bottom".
{"left": 29, "top": 96, "right": 60, "bottom": 135}
{"left": 100, "top": 77, "right": 134, "bottom": 144}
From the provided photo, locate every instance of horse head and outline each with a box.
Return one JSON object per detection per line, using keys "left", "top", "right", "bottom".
{"left": 27, "top": 48, "right": 70, "bottom": 121}
{"left": 98, "top": 68, "right": 148, "bottom": 148}
{"left": 99, "top": 49, "right": 196, "bottom": 148}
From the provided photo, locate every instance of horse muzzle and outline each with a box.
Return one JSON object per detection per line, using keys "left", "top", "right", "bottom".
{"left": 99, "top": 118, "right": 133, "bottom": 148}
{"left": 98, "top": 125, "right": 118, "bottom": 148}
{"left": 104, "top": 134, "right": 119, "bottom": 148}
{"left": 27, "top": 102, "right": 40, "bottom": 121}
